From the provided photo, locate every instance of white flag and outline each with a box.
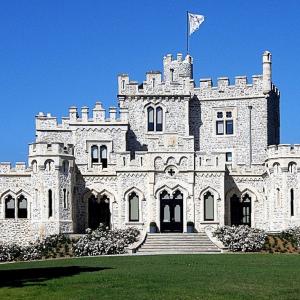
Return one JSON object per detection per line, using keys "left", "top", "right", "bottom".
{"left": 188, "top": 13, "right": 205, "bottom": 35}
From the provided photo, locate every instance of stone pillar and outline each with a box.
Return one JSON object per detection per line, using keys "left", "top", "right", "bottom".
{"left": 263, "top": 51, "right": 272, "bottom": 94}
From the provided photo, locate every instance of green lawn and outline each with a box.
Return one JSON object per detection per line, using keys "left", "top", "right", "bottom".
{"left": 0, "top": 254, "right": 300, "bottom": 300}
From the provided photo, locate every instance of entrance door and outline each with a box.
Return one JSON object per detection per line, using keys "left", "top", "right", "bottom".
{"left": 230, "top": 194, "right": 251, "bottom": 226}
{"left": 88, "top": 195, "right": 110, "bottom": 230}
{"left": 160, "top": 190, "right": 183, "bottom": 233}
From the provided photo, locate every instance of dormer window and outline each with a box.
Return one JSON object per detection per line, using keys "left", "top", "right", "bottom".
{"left": 147, "top": 106, "right": 163, "bottom": 132}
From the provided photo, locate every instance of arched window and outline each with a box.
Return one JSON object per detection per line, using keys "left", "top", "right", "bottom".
{"left": 5, "top": 195, "right": 15, "bottom": 218}
{"left": 291, "top": 189, "right": 294, "bottom": 217}
{"left": 242, "top": 194, "right": 251, "bottom": 226}
{"left": 156, "top": 107, "right": 163, "bottom": 131}
{"left": 147, "top": 107, "right": 154, "bottom": 131}
{"left": 273, "top": 163, "right": 280, "bottom": 174}
{"left": 288, "top": 162, "right": 297, "bottom": 174}
{"left": 62, "top": 160, "right": 69, "bottom": 173}
{"left": 17, "top": 195, "right": 27, "bottom": 218}
{"left": 91, "top": 145, "right": 99, "bottom": 164}
{"left": 48, "top": 189, "right": 53, "bottom": 218}
{"left": 31, "top": 160, "right": 37, "bottom": 173}
{"left": 204, "top": 192, "right": 214, "bottom": 221}
{"left": 45, "top": 159, "right": 54, "bottom": 172}
{"left": 129, "top": 192, "right": 139, "bottom": 222}
{"left": 100, "top": 145, "right": 108, "bottom": 168}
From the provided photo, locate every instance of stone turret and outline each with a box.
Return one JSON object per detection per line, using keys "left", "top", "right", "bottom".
{"left": 263, "top": 51, "right": 272, "bottom": 94}
{"left": 163, "top": 53, "right": 193, "bottom": 83}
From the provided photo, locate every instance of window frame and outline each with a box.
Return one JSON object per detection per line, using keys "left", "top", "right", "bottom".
{"left": 214, "top": 107, "right": 236, "bottom": 137}
{"left": 128, "top": 192, "right": 139, "bottom": 222}
{"left": 146, "top": 104, "right": 164, "bottom": 133}
{"left": 204, "top": 192, "right": 214, "bottom": 221}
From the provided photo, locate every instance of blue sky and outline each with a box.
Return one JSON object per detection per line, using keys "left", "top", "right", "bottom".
{"left": 0, "top": 0, "right": 299, "bottom": 163}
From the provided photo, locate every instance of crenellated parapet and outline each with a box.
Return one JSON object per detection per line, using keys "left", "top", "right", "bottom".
{"left": 117, "top": 51, "right": 280, "bottom": 100}
{"left": 36, "top": 102, "right": 129, "bottom": 131}
{"left": 118, "top": 53, "right": 195, "bottom": 96}
{"left": 0, "top": 162, "right": 30, "bottom": 175}
{"left": 266, "top": 144, "right": 300, "bottom": 174}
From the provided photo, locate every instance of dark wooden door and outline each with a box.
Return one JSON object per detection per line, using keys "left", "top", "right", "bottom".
{"left": 88, "top": 195, "right": 110, "bottom": 230}
{"left": 160, "top": 191, "right": 183, "bottom": 233}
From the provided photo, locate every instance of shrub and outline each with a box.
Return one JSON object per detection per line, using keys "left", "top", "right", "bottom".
{"left": 213, "top": 225, "right": 267, "bottom": 252}
{"left": 279, "top": 227, "right": 300, "bottom": 248}
{"left": 73, "top": 224, "right": 140, "bottom": 257}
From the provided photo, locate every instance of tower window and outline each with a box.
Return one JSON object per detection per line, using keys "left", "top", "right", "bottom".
{"left": 291, "top": 189, "right": 294, "bottom": 217}
{"left": 147, "top": 107, "right": 154, "bottom": 131}
{"left": 216, "top": 121, "right": 224, "bottom": 135}
{"left": 215, "top": 110, "right": 234, "bottom": 136}
{"left": 100, "top": 145, "right": 108, "bottom": 168}
{"left": 156, "top": 107, "right": 163, "bottom": 131}
{"left": 226, "top": 152, "right": 232, "bottom": 162}
{"left": 5, "top": 195, "right": 15, "bottom": 218}
{"left": 48, "top": 189, "right": 53, "bottom": 218}
{"left": 91, "top": 145, "right": 99, "bottom": 164}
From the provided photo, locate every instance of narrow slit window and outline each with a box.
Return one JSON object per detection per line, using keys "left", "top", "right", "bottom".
{"left": 204, "top": 192, "right": 214, "bottom": 221}
{"left": 291, "top": 189, "right": 294, "bottom": 217}
{"left": 48, "top": 189, "right": 53, "bottom": 218}
{"left": 129, "top": 192, "right": 139, "bottom": 222}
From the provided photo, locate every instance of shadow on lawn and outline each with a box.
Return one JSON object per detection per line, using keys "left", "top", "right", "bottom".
{"left": 0, "top": 266, "right": 112, "bottom": 288}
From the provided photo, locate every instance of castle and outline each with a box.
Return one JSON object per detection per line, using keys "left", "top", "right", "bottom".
{"left": 0, "top": 51, "right": 299, "bottom": 245}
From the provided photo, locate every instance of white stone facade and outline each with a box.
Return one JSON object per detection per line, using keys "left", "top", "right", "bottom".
{"left": 0, "top": 50, "right": 299, "bottom": 245}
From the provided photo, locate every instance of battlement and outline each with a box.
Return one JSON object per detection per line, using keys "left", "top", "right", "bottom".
{"left": 29, "top": 142, "right": 74, "bottom": 157}
{"left": 0, "top": 162, "right": 30, "bottom": 174}
{"left": 36, "top": 102, "right": 129, "bottom": 131}
{"left": 117, "top": 51, "right": 280, "bottom": 99}
{"left": 267, "top": 144, "right": 300, "bottom": 159}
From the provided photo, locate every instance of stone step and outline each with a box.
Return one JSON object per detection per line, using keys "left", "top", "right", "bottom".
{"left": 142, "top": 243, "right": 216, "bottom": 248}
{"left": 138, "top": 249, "right": 220, "bottom": 253}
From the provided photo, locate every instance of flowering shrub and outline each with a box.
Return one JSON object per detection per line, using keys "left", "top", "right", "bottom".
{"left": 279, "top": 226, "right": 300, "bottom": 248}
{"left": 0, "top": 234, "right": 72, "bottom": 262}
{"left": 213, "top": 225, "right": 267, "bottom": 252}
{"left": 73, "top": 225, "right": 140, "bottom": 257}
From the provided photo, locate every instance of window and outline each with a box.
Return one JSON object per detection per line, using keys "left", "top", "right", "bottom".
{"left": 170, "top": 68, "right": 174, "bottom": 82}
{"left": 156, "top": 107, "right": 163, "bottom": 131}
{"left": 204, "top": 192, "right": 214, "bottom": 221}
{"left": 147, "top": 107, "right": 154, "bottom": 131}
{"left": 62, "top": 160, "right": 69, "bottom": 173}
{"left": 48, "top": 189, "right": 53, "bottom": 218}
{"left": 5, "top": 195, "right": 15, "bottom": 218}
{"left": 216, "top": 110, "right": 234, "bottom": 135}
{"left": 147, "top": 106, "right": 163, "bottom": 132}
{"left": 226, "top": 152, "right": 232, "bottom": 162}
{"left": 129, "top": 192, "right": 139, "bottom": 222}
{"left": 91, "top": 145, "right": 99, "bottom": 164}
{"left": 226, "top": 120, "right": 234, "bottom": 134}
{"left": 100, "top": 145, "right": 108, "bottom": 168}
{"left": 17, "top": 195, "right": 27, "bottom": 218}
{"left": 288, "top": 162, "right": 297, "bottom": 174}
{"left": 216, "top": 121, "right": 224, "bottom": 135}
{"left": 63, "top": 189, "right": 67, "bottom": 209}
{"left": 291, "top": 189, "right": 294, "bottom": 217}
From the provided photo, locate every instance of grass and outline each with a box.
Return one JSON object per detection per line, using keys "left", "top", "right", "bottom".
{"left": 0, "top": 254, "right": 300, "bottom": 300}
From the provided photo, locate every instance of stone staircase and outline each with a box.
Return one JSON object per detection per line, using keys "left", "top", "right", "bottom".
{"left": 136, "top": 232, "right": 221, "bottom": 254}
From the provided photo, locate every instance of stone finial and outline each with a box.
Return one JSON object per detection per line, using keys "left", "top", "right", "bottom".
{"left": 263, "top": 50, "right": 272, "bottom": 94}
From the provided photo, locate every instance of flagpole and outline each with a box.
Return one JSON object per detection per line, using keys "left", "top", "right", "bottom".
{"left": 186, "top": 11, "right": 189, "bottom": 54}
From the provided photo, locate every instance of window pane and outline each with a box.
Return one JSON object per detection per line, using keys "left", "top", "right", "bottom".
{"left": 217, "top": 112, "right": 223, "bottom": 118}
{"left": 156, "top": 107, "right": 163, "bottom": 131}
{"left": 226, "top": 120, "right": 234, "bottom": 134}
{"left": 216, "top": 121, "right": 224, "bottom": 135}
{"left": 129, "top": 194, "right": 139, "bottom": 221}
{"left": 147, "top": 107, "right": 154, "bottom": 131}
{"left": 163, "top": 205, "right": 170, "bottom": 222}
{"left": 226, "top": 111, "right": 232, "bottom": 118}
{"left": 100, "top": 146, "right": 107, "bottom": 159}
{"left": 226, "top": 152, "right": 232, "bottom": 162}
{"left": 204, "top": 193, "right": 214, "bottom": 221}
{"left": 92, "top": 146, "right": 99, "bottom": 163}
{"left": 174, "top": 204, "right": 181, "bottom": 222}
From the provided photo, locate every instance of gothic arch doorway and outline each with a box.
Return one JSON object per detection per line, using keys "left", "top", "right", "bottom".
{"left": 88, "top": 194, "right": 111, "bottom": 230}
{"left": 160, "top": 190, "right": 183, "bottom": 233}
{"left": 230, "top": 193, "right": 251, "bottom": 226}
